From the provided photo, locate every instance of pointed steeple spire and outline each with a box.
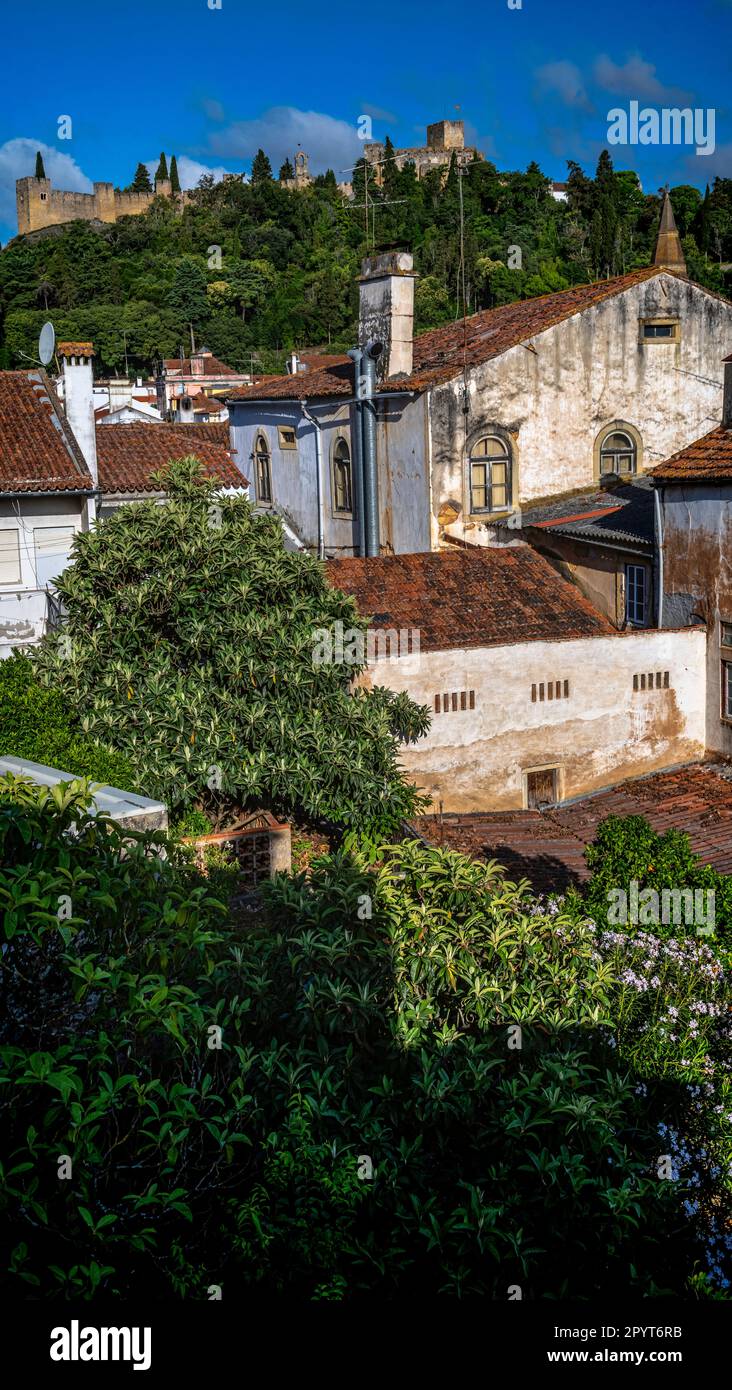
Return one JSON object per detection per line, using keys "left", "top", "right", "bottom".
{"left": 654, "top": 187, "right": 687, "bottom": 276}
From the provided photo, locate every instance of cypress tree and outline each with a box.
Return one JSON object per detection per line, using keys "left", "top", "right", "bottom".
{"left": 155, "top": 152, "right": 169, "bottom": 183}
{"left": 170, "top": 155, "right": 181, "bottom": 194}
{"left": 250, "top": 149, "right": 272, "bottom": 185}
{"left": 279, "top": 158, "right": 294, "bottom": 182}
{"left": 35, "top": 150, "right": 46, "bottom": 179}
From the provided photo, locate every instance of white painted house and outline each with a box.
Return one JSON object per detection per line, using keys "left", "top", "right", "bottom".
{"left": 0, "top": 361, "right": 95, "bottom": 655}
{"left": 228, "top": 194, "right": 732, "bottom": 557}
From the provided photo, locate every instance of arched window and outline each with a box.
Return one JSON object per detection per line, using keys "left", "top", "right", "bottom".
{"left": 254, "top": 433, "right": 272, "bottom": 503}
{"left": 599, "top": 428, "right": 637, "bottom": 476}
{"left": 332, "top": 437, "right": 353, "bottom": 514}
{"left": 469, "top": 435, "right": 511, "bottom": 513}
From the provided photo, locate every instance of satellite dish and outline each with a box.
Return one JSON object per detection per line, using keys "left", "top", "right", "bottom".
{"left": 38, "top": 321, "right": 55, "bottom": 366}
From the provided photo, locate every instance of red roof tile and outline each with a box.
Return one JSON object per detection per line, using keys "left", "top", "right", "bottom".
{"left": 411, "top": 761, "right": 732, "bottom": 890}
{"left": 94, "top": 422, "right": 245, "bottom": 495}
{"left": 230, "top": 267, "right": 681, "bottom": 403}
{"left": 57, "top": 341, "right": 94, "bottom": 357}
{"left": 650, "top": 425, "right": 732, "bottom": 482}
{"left": 326, "top": 546, "right": 613, "bottom": 653}
{"left": 163, "top": 354, "right": 237, "bottom": 377}
{"left": 0, "top": 370, "right": 93, "bottom": 493}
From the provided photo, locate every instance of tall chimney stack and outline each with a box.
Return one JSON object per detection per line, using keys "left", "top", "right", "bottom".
{"left": 358, "top": 250, "right": 417, "bottom": 379}
{"left": 724, "top": 352, "right": 732, "bottom": 430}
{"left": 58, "top": 342, "right": 98, "bottom": 486}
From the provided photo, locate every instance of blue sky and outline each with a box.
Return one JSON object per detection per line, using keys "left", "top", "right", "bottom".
{"left": 1, "top": 0, "right": 730, "bottom": 242}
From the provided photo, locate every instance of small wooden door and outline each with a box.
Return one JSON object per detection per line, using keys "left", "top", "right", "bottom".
{"left": 526, "top": 767, "right": 558, "bottom": 808}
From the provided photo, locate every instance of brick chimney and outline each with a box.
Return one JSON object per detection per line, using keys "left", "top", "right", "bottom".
{"left": 724, "top": 352, "right": 732, "bottom": 430}
{"left": 358, "top": 250, "right": 417, "bottom": 379}
{"left": 58, "top": 342, "right": 98, "bottom": 486}
{"left": 191, "top": 348, "right": 211, "bottom": 378}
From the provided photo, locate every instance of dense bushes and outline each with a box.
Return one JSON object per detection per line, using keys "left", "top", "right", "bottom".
{"left": 0, "top": 651, "right": 136, "bottom": 790}
{"left": 1, "top": 783, "right": 722, "bottom": 1299}
{"left": 30, "top": 459, "right": 430, "bottom": 834}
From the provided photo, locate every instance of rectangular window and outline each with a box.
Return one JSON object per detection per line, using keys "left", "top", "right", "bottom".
{"left": 33, "top": 526, "right": 75, "bottom": 589}
{"left": 626, "top": 564, "right": 647, "bottom": 626}
{"left": 277, "top": 425, "right": 297, "bottom": 450}
{"left": 0, "top": 529, "right": 22, "bottom": 585}
{"left": 641, "top": 319, "right": 680, "bottom": 342}
{"left": 526, "top": 767, "right": 559, "bottom": 809}
{"left": 721, "top": 620, "right": 732, "bottom": 649}
{"left": 723, "top": 662, "right": 732, "bottom": 720}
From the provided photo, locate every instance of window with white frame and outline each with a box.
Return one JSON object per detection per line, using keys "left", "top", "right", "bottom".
{"left": 600, "top": 429, "right": 637, "bottom": 475}
{"left": 625, "top": 564, "right": 647, "bottom": 626}
{"left": 724, "top": 662, "right": 732, "bottom": 721}
{"left": 33, "top": 526, "right": 75, "bottom": 589}
{"left": 0, "top": 528, "right": 22, "bottom": 585}
{"left": 469, "top": 435, "right": 511, "bottom": 513}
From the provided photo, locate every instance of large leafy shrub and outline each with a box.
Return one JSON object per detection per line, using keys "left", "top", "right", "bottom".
{"left": 0, "top": 652, "right": 135, "bottom": 790}
{"left": 571, "top": 814, "right": 732, "bottom": 954}
{"left": 31, "top": 460, "right": 429, "bottom": 835}
{"left": 0, "top": 784, "right": 708, "bottom": 1299}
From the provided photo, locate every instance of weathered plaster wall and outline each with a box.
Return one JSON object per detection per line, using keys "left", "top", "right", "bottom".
{"left": 229, "top": 394, "right": 431, "bottom": 554}
{"left": 358, "top": 627, "right": 706, "bottom": 811}
{"left": 660, "top": 482, "right": 732, "bottom": 756}
{"left": 429, "top": 274, "right": 732, "bottom": 542}
{"left": 527, "top": 530, "right": 653, "bottom": 629}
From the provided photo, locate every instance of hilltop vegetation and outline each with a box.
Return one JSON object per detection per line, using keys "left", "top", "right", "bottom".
{"left": 0, "top": 148, "right": 730, "bottom": 377}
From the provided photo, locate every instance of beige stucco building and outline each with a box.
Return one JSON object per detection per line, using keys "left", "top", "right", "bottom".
{"left": 327, "top": 548, "right": 707, "bottom": 813}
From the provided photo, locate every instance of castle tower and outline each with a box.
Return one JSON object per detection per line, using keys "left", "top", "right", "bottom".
{"left": 294, "top": 151, "right": 310, "bottom": 187}
{"left": 654, "top": 189, "right": 687, "bottom": 277}
{"left": 16, "top": 175, "right": 51, "bottom": 236}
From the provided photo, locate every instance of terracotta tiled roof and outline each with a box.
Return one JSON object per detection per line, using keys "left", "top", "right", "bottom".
{"left": 410, "top": 760, "right": 732, "bottom": 890}
{"left": 95, "top": 422, "right": 245, "bottom": 495}
{"left": 326, "top": 546, "right": 613, "bottom": 653}
{"left": 0, "top": 369, "right": 93, "bottom": 493}
{"left": 650, "top": 425, "right": 732, "bottom": 482}
{"left": 57, "top": 341, "right": 94, "bottom": 357}
{"left": 163, "top": 354, "right": 237, "bottom": 377}
{"left": 229, "top": 266, "right": 680, "bottom": 403}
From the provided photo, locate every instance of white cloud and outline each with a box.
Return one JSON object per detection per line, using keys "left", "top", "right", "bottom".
{"left": 593, "top": 54, "right": 692, "bottom": 104}
{"left": 535, "top": 62, "right": 594, "bottom": 113}
{"left": 0, "top": 137, "right": 93, "bottom": 236}
{"left": 144, "top": 155, "right": 232, "bottom": 189}
{"left": 210, "top": 106, "right": 363, "bottom": 176}
{"left": 202, "top": 98, "right": 225, "bottom": 122}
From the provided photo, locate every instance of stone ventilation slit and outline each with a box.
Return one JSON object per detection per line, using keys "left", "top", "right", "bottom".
{"left": 532, "top": 678, "right": 570, "bottom": 702}
{"left": 434, "top": 689, "right": 476, "bottom": 714}
{"left": 634, "top": 671, "right": 670, "bottom": 692}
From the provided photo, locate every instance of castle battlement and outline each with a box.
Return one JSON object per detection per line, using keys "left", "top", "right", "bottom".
{"left": 15, "top": 175, "right": 188, "bottom": 236}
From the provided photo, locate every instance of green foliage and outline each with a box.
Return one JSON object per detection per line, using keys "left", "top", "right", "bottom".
{"left": 129, "top": 163, "right": 152, "bottom": 194}
{"left": 0, "top": 653, "right": 136, "bottom": 790}
{"left": 155, "top": 152, "right": 168, "bottom": 183}
{"left": 572, "top": 814, "right": 732, "bottom": 953}
{"left": 3, "top": 150, "right": 728, "bottom": 377}
{"left": 31, "top": 459, "right": 430, "bottom": 832}
{"left": 0, "top": 787, "right": 709, "bottom": 1298}
{"left": 34, "top": 151, "right": 46, "bottom": 180}
{"left": 169, "top": 156, "right": 181, "bottom": 196}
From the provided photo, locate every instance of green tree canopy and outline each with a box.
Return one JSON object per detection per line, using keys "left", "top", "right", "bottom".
{"left": 34, "top": 150, "right": 46, "bottom": 179}
{"left": 31, "top": 460, "right": 429, "bottom": 831}
{"left": 130, "top": 162, "right": 152, "bottom": 193}
{"left": 155, "top": 151, "right": 169, "bottom": 183}
{"left": 250, "top": 148, "right": 272, "bottom": 185}
{"left": 0, "top": 785, "right": 710, "bottom": 1298}
{"left": 278, "top": 157, "right": 294, "bottom": 181}
{"left": 169, "top": 154, "right": 181, "bottom": 194}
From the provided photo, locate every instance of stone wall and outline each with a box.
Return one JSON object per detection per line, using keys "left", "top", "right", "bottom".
{"left": 16, "top": 176, "right": 187, "bottom": 235}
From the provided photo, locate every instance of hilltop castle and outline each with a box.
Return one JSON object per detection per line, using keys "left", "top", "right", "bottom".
{"left": 15, "top": 173, "right": 190, "bottom": 236}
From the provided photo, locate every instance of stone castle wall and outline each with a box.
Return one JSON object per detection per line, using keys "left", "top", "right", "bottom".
{"left": 16, "top": 177, "right": 188, "bottom": 235}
